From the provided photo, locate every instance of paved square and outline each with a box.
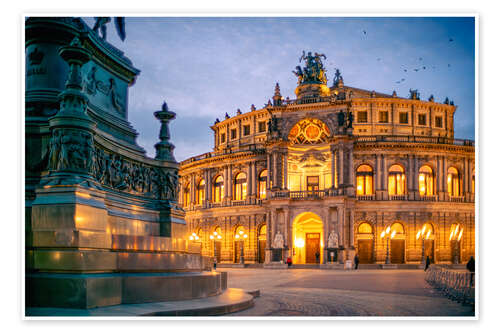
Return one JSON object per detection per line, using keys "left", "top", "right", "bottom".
{"left": 221, "top": 268, "right": 475, "bottom": 317}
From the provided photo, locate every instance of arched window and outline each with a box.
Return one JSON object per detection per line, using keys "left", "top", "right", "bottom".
{"left": 358, "top": 222, "right": 373, "bottom": 234}
{"left": 356, "top": 164, "right": 373, "bottom": 195}
{"left": 418, "top": 165, "right": 434, "bottom": 196}
{"left": 391, "top": 222, "right": 405, "bottom": 235}
{"left": 183, "top": 183, "right": 190, "bottom": 207}
{"left": 449, "top": 223, "right": 463, "bottom": 241}
{"left": 388, "top": 164, "right": 405, "bottom": 195}
{"left": 258, "top": 170, "right": 267, "bottom": 199}
{"left": 234, "top": 172, "right": 247, "bottom": 201}
{"left": 419, "top": 223, "right": 434, "bottom": 239}
{"left": 196, "top": 179, "right": 205, "bottom": 204}
{"left": 213, "top": 175, "right": 224, "bottom": 203}
{"left": 447, "top": 167, "right": 460, "bottom": 197}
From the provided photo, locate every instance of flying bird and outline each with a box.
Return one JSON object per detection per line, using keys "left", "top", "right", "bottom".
{"left": 422, "top": 66, "right": 426, "bottom": 70}
{"left": 449, "top": 37, "right": 454, "bottom": 42}
{"left": 377, "top": 58, "right": 381, "bottom": 61}
{"left": 401, "top": 78, "right": 405, "bottom": 82}
{"left": 414, "top": 68, "right": 419, "bottom": 72}
{"left": 404, "top": 69, "right": 407, "bottom": 72}
{"left": 363, "top": 30, "right": 367, "bottom": 35}
{"left": 448, "top": 64, "right": 451, "bottom": 67}
{"left": 418, "top": 57, "right": 423, "bottom": 61}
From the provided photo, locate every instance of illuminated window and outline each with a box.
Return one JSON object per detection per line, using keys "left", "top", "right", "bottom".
{"left": 399, "top": 112, "right": 408, "bottom": 124}
{"left": 307, "top": 176, "right": 319, "bottom": 191}
{"left": 234, "top": 172, "right": 247, "bottom": 200}
{"left": 379, "top": 111, "right": 388, "bottom": 123}
{"left": 183, "top": 183, "right": 190, "bottom": 207}
{"left": 356, "top": 164, "right": 373, "bottom": 195}
{"left": 258, "top": 170, "right": 267, "bottom": 199}
{"left": 196, "top": 179, "right": 205, "bottom": 204}
{"left": 388, "top": 164, "right": 405, "bottom": 195}
{"left": 447, "top": 167, "right": 460, "bottom": 197}
{"left": 418, "top": 165, "right": 434, "bottom": 196}
{"left": 418, "top": 114, "right": 426, "bottom": 126}
{"left": 358, "top": 222, "right": 373, "bottom": 234}
{"left": 391, "top": 222, "right": 405, "bottom": 234}
{"left": 213, "top": 175, "right": 224, "bottom": 203}
{"left": 259, "top": 225, "right": 267, "bottom": 238}
{"left": 419, "top": 223, "right": 434, "bottom": 239}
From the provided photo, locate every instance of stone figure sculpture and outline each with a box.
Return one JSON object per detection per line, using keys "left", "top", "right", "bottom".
{"left": 296, "top": 50, "right": 328, "bottom": 84}
{"left": 272, "top": 231, "right": 284, "bottom": 249}
{"left": 92, "top": 17, "right": 126, "bottom": 41}
{"left": 327, "top": 231, "right": 339, "bottom": 249}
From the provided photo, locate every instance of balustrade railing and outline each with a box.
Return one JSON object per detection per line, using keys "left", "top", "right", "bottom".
{"left": 389, "top": 194, "right": 408, "bottom": 201}
{"left": 355, "top": 135, "right": 474, "bottom": 147}
{"left": 450, "top": 196, "right": 465, "bottom": 203}
{"left": 418, "top": 195, "right": 438, "bottom": 201}
{"left": 356, "top": 194, "right": 375, "bottom": 201}
{"left": 425, "top": 266, "right": 475, "bottom": 305}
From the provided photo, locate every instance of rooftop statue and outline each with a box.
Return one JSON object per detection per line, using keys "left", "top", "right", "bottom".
{"left": 293, "top": 51, "right": 328, "bottom": 85}
{"left": 93, "top": 17, "right": 126, "bottom": 41}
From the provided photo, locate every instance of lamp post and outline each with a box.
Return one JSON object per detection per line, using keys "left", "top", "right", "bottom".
{"left": 380, "top": 226, "right": 395, "bottom": 264}
{"left": 416, "top": 225, "right": 432, "bottom": 265}
{"left": 234, "top": 229, "right": 248, "bottom": 264}
{"left": 210, "top": 231, "right": 222, "bottom": 262}
{"left": 449, "top": 225, "right": 463, "bottom": 264}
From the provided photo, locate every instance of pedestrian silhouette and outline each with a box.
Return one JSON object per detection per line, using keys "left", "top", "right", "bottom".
{"left": 315, "top": 251, "right": 320, "bottom": 264}
{"left": 424, "top": 256, "right": 431, "bottom": 271}
{"left": 466, "top": 256, "right": 475, "bottom": 287}
{"left": 354, "top": 253, "right": 360, "bottom": 270}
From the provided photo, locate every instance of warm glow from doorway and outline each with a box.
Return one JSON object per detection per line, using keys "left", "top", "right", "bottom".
{"left": 295, "top": 238, "right": 305, "bottom": 248}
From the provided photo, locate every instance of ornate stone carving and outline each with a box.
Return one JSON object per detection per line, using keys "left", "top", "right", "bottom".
{"left": 48, "top": 128, "right": 94, "bottom": 173}
{"left": 91, "top": 145, "right": 179, "bottom": 201}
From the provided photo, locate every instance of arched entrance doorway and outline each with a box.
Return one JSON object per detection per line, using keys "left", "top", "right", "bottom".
{"left": 356, "top": 222, "right": 374, "bottom": 264}
{"left": 417, "top": 223, "right": 435, "bottom": 263}
{"left": 292, "top": 212, "right": 324, "bottom": 264}
{"left": 450, "top": 223, "right": 464, "bottom": 264}
{"left": 257, "top": 224, "right": 266, "bottom": 263}
{"left": 390, "top": 222, "right": 406, "bottom": 264}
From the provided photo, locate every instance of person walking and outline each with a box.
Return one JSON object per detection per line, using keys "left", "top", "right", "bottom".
{"left": 354, "top": 253, "right": 360, "bottom": 270}
{"left": 286, "top": 256, "right": 292, "bottom": 268}
{"left": 213, "top": 257, "right": 217, "bottom": 271}
{"left": 466, "top": 256, "right": 475, "bottom": 287}
{"left": 315, "top": 251, "right": 320, "bottom": 264}
{"left": 424, "top": 255, "right": 431, "bottom": 271}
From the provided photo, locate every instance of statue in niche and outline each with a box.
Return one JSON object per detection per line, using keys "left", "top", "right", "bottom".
{"left": 272, "top": 230, "right": 284, "bottom": 249}
{"left": 327, "top": 231, "right": 339, "bottom": 249}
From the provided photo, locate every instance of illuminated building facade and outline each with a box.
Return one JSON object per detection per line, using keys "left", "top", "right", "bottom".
{"left": 179, "top": 52, "right": 475, "bottom": 266}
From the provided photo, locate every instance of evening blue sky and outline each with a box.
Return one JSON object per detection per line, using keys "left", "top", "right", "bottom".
{"left": 83, "top": 17, "right": 475, "bottom": 162}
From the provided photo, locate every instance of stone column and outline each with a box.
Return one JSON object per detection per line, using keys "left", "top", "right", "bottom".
{"left": 251, "top": 161, "right": 257, "bottom": 197}
{"left": 338, "top": 145, "right": 344, "bottom": 188}
{"left": 266, "top": 153, "right": 271, "bottom": 190}
{"left": 228, "top": 164, "right": 233, "bottom": 200}
{"left": 408, "top": 155, "right": 414, "bottom": 193}
{"left": 463, "top": 157, "right": 468, "bottom": 196}
{"left": 348, "top": 147, "right": 354, "bottom": 186}
{"left": 223, "top": 166, "right": 229, "bottom": 199}
{"left": 284, "top": 208, "right": 290, "bottom": 258}
{"left": 205, "top": 169, "right": 211, "bottom": 202}
{"left": 247, "top": 162, "right": 252, "bottom": 199}
{"left": 283, "top": 152, "right": 288, "bottom": 189}
{"left": 265, "top": 211, "right": 272, "bottom": 263}
{"left": 322, "top": 208, "right": 328, "bottom": 264}
{"left": 190, "top": 173, "right": 196, "bottom": 204}
{"left": 330, "top": 146, "right": 337, "bottom": 189}
{"left": 272, "top": 151, "right": 278, "bottom": 189}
